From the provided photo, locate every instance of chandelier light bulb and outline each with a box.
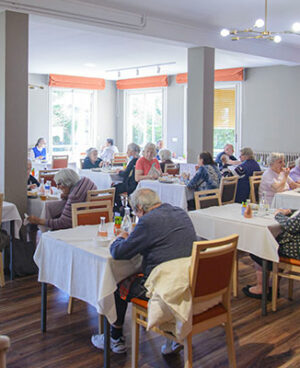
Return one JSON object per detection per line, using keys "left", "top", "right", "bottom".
{"left": 292, "top": 22, "right": 300, "bottom": 33}
{"left": 220, "top": 28, "right": 230, "bottom": 37}
{"left": 273, "top": 35, "right": 282, "bottom": 43}
{"left": 254, "top": 18, "right": 264, "bottom": 28}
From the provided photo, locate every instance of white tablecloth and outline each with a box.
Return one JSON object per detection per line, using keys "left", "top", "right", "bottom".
{"left": 137, "top": 180, "right": 193, "bottom": 211}
{"left": 272, "top": 190, "right": 300, "bottom": 210}
{"left": 2, "top": 201, "right": 22, "bottom": 238}
{"left": 189, "top": 203, "right": 281, "bottom": 262}
{"left": 79, "top": 169, "right": 121, "bottom": 190}
{"left": 34, "top": 225, "right": 142, "bottom": 323}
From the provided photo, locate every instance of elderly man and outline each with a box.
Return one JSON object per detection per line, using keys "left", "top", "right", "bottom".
{"left": 91, "top": 188, "right": 197, "bottom": 354}
{"left": 215, "top": 143, "right": 239, "bottom": 170}
{"left": 99, "top": 138, "right": 119, "bottom": 163}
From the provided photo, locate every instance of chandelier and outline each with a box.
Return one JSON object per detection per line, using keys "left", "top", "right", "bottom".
{"left": 220, "top": 0, "right": 300, "bottom": 43}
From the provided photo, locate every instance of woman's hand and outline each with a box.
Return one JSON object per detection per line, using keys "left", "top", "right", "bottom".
{"left": 289, "top": 181, "right": 297, "bottom": 190}
{"left": 282, "top": 167, "right": 290, "bottom": 177}
{"left": 181, "top": 172, "right": 190, "bottom": 180}
{"left": 28, "top": 216, "right": 46, "bottom": 225}
{"left": 275, "top": 209, "right": 291, "bottom": 216}
{"left": 28, "top": 184, "right": 37, "bottom": 190}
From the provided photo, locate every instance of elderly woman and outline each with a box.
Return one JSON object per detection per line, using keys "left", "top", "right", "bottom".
{"left": 83, "top": 147, "right": 102, "bottom": 169}
{"left": 28, "top": 169, "right": 96, "bottom": 230}
{"left": 135, "top": 143, "right": 162, "bottom": 182}
{"left": 259, "top": 152, "right": 298, "bottom": 206}
{"left": 232, "top": 147, "right": 261, "bottom": 203}
{"left": 27, "top": 159, "right": 40, "bottom": 190}
{"left": 289, "top": 158, "right": 300, "bottom": 183}
{"left": 159, "top": 149, "right": 174, "bottom": 173}
{"left": 113, "top": 143, "right": 141, "bottom": 211}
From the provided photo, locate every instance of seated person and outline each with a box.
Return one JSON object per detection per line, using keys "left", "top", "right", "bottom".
{"left": 233, "top": 147, "right": 261, "bottom": 203}
{"left": 30, "top": 137, "right": 47, "bottom": 160}
{"left": 183, "top": 152, "right": 221, "bottom": 210}
{"left": 259, "top": 152, "right": 299, "bottom": 206}
{"left": 27, "top": 159, "right": 40, "bottom": 190}
{"left": 159, "top": 149, "right": 174, "bottom": 173}
{"left": 82, "top": 147, "right": 102, "bottom": 169}
{"left": 215, "top": 144, "right": 239, "bottom": 170}
{"left": 91, "top": 188, "right": 197, "bottom": 354}
{"left": 156, "top": 139, "right": 163, "bottom": 159}
{"left": 28, "top": 169, "right": 96, "bottom": 230}
{"left": 99, "top": 138, "right": 119, "bottom": 163}
{"left": 135, "top": 143, "right": 162, "bottom": 182}
{"left": 243, "top": 208, "right": 300, "bottom": 299}
{"left": 289, "top": 158, "right": 300, "bottom": 183}
{"left": 113, "top": 143, "right": 140, "bottom": 212}
{"left": 220, "top": 154, "right": 232, "bottom": 177}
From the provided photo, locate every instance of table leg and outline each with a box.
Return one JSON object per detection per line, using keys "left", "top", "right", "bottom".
{"left": 262, "top": 259, "right": 268, "bottom": 316}
{"left": 103, "top": 316, "right": 110, "bottom": 368}
{"left": 9, "top": 220, "right": 15, "bottom": 280}
{"left": 41, "top": 282, "right": 47, "bottom": 332}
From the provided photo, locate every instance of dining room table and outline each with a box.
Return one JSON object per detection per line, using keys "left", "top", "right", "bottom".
{"left": 34, "top": 223, "right": 142, "bottom": 368}
{"left": 189, "top": 203, "right": 282, "bottom": 316}
{"left": 32, "top": 160, "right": 77, "bottom": 177}
{"left": 79, "top": 168, "right": 122, "bottom": 190}
{"left": 272, "top": 189, "right": 300, "bottom": 210}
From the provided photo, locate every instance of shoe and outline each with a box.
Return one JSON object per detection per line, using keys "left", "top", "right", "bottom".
{"left": 242, "top": 285, "right": 263, "bottom": 300}
{"left": 91, "top": 334, "right": 127, "bottom": 354}
{"left": 161, "top": 339, "right": 183, "bottom": 355}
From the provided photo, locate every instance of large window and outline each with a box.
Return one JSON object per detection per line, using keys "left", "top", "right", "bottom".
{"left": 125, "top": 89, "right": 164, "bottom": 148}
{"left": 50, "top": 88, "right": 96, "bottom": 159}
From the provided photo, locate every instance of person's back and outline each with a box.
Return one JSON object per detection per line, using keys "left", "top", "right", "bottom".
{"left": 235, "top": 159, "right": 261, "bottom": 203}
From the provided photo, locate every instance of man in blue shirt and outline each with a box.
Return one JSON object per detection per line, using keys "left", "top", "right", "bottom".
{"left": 91, "top": 188, "right": 197, "bottom": 354}
{"left": 215, "top": 143, "right": 238, "bottom": 170}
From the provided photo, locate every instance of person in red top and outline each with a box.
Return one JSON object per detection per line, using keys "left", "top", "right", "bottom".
{"left": 135, "top": 142, "right": 162, "bottom": 182}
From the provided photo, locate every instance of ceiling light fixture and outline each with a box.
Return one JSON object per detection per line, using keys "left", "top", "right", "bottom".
{"left": 106, "top": 61, "right": 176, "bottom": 75}
{"left": 220, "top": 0, "right": 300, "bottom": 43}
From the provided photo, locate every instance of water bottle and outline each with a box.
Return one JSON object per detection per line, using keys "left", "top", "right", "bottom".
{"left": 45, "top": 180, "right": 51, "bottom": 196}
{"left": 259, "top": 191, "right": 268, "bottom": 215}
{"left": 121, "top": 207, "right": 132, "bottom": 233}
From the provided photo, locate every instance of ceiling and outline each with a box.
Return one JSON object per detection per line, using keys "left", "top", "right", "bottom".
{"left": 4, "top": 0, "right": 300, "bottom": 79}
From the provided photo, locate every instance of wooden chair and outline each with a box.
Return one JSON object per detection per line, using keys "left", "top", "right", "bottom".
{"left": 272, "top": 257, "right": 300, "bottom": 312}
{"left": 112, "top": 153, "right": 127, "bottom": 166}
{"left": 131, "top": 234, "right": 239, "bottom": 368}
{"left": 253, "top": 171, "right": 263, "bottom": 176}
{"left": 86, "top": 188, "right": 115, "bottom": 208}
{"left": 164, "top": 163, "right": 179, "bottom": 175}
{"left": 194, "top": 189, "right": 221, "bottom": 210}
{"left": 0, "top": 193, "right": 5, "bottom": 287}
{"left": 220, "top": 176, "right": 238, "bottom": 205}
{"left": 249, "top": 176, "right": 262, "bottom": 204}
{"left": 80, "top": 158, "right": 85, "bottom": 169}
{"left": 39, "top": 169, "right": 60, "bottom": 187}
{"left": 0, "top": 335, "right": 10, "bottom": 368}
{"left": 52, "top": 155, "right": 69, "bottom": 169}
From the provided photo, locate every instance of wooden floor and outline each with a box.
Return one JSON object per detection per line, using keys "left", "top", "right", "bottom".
{"left": 2, "top": 255, "right": 300, "bottom": 368}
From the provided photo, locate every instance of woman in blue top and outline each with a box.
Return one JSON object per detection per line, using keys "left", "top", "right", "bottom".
{"left": 183, "top": 151, "right": 221, "bottom": 210}
{"left": 82, "top": 147, "right": 102, "bottom": 169}
{"left": 31, "top": 137, "right": 47, "bottom": 160}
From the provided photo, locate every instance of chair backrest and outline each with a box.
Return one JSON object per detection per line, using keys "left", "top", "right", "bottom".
{"left": 190, "top": 234, "right": 238, "bottom": 305}
{"left": 112, "top": 153, "right": 127, "bottom": 165}
{"left": 52, "top": 155, "right": 69, "bottom": 169}
{"left": 80, "top": 158, "right": 85, "bottom": 169}
{"left": 0, "top": 193, "right": 3, "bottom": 224}
{"left": 164, "top": 163, "right": 177, "bottom": 173}
{"left": 39, "top": 169, "right": 60, "bottom": 187}
{"left": 72, "top": 200, "right": 113, "bottom": 227}
{"left": 194, "top": 189, "right": 221, "bottom": 210}
{"left": 220, "top": 176, "right": 238, "bottom": 205}
{"left": 253, "top": 171, "right": 263, "bottom": 177}
{"left": 87, "top": 188, "right": 116, "bottom": 207}
{"left": 0, "top": 335, "right": 10, "bottom": 368}
{"left": 288, "top": 161, "right": 295, "bottom": 169}
{"left": 249, "top": 176, "right": 262, "bottom": 204}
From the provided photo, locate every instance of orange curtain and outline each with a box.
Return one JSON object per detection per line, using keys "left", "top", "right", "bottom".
{"left": 116, "top": 75, "right": 168, "bottom": 90}
{"left": 49, "top": 74, "right": 106, "bottom": 90}
{"left": 176, "top": 68, "right": 244, "bottom": 84}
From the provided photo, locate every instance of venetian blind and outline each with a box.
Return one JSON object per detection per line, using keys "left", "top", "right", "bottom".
{"left": 214, "top": 89, "right": 236, "bottom": 129}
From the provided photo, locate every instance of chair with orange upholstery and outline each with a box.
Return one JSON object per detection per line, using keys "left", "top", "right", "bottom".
{"left": 131, "top": 234, "right": 239, "bottom": 368}
{"left": 0, "top": 335, "right": 10, "bottom": 368}
{"left": 39, "top": 169, "right": 60, "bottom": 187}
{"left": 112, "top": 153, "right": 127, "bottom": 166}
{"left": 164, "top": 163, "right": 179, "bottom": 175}
{"left": 52, "top": 155, "right": 69, "bottom": 169}
{"left": 86, "top": 188, "right": 115, "bottom": 208}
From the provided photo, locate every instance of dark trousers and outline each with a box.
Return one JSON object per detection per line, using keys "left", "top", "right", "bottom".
{"left": 250, "top": 253, "right": 273, "bottom": 271}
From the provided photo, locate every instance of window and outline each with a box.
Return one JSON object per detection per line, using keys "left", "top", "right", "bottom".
{"left": 125, "top": 88, "right": 164, "bottom": 148}
{"left": 50, "top": 88, "right": 96, "bottom": 159}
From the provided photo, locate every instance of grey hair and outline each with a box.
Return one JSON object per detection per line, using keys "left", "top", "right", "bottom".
{"left": 86, "top": 147, "right": 97, "bottom": 157}
{"left": 240, "top": 147, "right": 254, "bottom": 160}
{"left": 54, "top": 168, "right": 80, "bottom": 187}
{"left": 143, "top": 142, "right": 156, "bottom": 156}
{"left": 127, "top": 142, "right": 141, "bottom": 155}
{"left": 267, "top": 152, "right": 285, "bottom": 167}
{"left": 130, "top": 188, "right": 161, "bottom": 213}
{"left": 159, "top": 149, "right": 171, "bottom": 161}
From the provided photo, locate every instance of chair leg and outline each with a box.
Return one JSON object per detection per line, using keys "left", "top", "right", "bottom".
{"left": 288, "top": 279, "right": 294, "bottom": 300}
{"left": 183, "top": 334, "right": 192, "bottom": 368}
{"left": 232, "top": 253, "right": 238, "bottom": 297}
{"left": 0, "top": 252, "right": 5, "bottom": 287}
{"left": 98, "top": 314, "right": 104, "bottom": 334}
{"left": 224, "top": 314, "right": 236, "bottom": 368}
{"left": 67, "top": 297, "right": 73, "bottom": 314}
{"left": 131, "top": 306, "right": 140, "bottom": 368}
{"left": 272, "top": 263, "right": 279, "bottom": 312}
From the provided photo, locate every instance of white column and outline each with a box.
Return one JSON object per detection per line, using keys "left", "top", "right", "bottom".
{"left": 0, "top": 11, "right": 29, "bottom": 215}
{"left": 187, "top": 47, "right": 215, "bottom": 162}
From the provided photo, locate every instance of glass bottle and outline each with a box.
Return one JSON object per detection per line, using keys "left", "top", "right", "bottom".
{"left": 45, "top": 180, "right": 51, "bottom": 196}
{"left": 98, "top": 217, "right": 108, "bottom": 237}
{"left": 121, "top": 207, "right": 132, "bottom": 233}
{"left": 39, "top": 178, "right": 45, "bottom": 195}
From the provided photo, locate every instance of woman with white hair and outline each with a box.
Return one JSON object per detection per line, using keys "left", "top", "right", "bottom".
{"left": 159, "top": 149, "right": 174, "bottom": 173}
{"left": 28, "top": 169, "right": 96, "bottom": 230}
{"left": 289, "top": 158, "right": 300, "bottom": 183}
{"left": 259, "top": 152, "right": 298, "bottom": 205}
{"left": 135, "top": 143, "right": 162, "bottom": 182}
{"left": 82, "top": 147, "right": 102, "bottom": 169}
